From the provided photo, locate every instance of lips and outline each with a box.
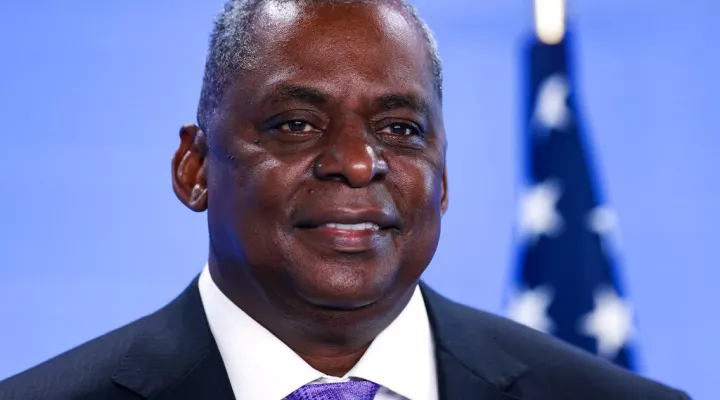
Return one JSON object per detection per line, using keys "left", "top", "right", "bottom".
{"left": 294, "top": 208, "right": 399, "bottom": 253}
{"left": 294, "top": 207, "right": 399, "bottom": 230}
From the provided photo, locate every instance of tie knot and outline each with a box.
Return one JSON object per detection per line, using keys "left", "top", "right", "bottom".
{"left": 286, "top": 380, "right": 380, "bottom": 400}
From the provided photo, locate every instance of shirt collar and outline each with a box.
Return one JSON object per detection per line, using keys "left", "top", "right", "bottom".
{"left": 348, "top": 277, "right": 438, "bottom": 400}
{"left": 198, "top": 264, "right": 437, "bottom": 400}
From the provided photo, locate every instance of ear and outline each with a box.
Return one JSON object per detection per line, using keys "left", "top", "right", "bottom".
{"left": 441, "top": 167, "right": 449, "bottom": 215}
{"left": 172, "top": 124, "right": 208, "bottom": 212}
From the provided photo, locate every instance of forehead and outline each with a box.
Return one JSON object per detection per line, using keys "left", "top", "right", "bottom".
{"left": 241, "top": 1, "right": 437, "bottom": 104}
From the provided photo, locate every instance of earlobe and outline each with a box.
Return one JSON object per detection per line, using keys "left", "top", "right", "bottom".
{"left": 172, "top": 124, "right": 208, "bottom": 212}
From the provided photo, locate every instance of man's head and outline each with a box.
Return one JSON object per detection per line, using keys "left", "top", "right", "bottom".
{"left": 173, "top": 0, "right": 448, "bottom": 330}
{"left": 196, "top": 0, "right": 444, "bottom": 132}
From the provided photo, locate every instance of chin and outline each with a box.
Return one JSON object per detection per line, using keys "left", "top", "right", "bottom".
{"left": 302, "top": 293, "right": 379, "bottom": 311}
{"left": 292, "top": 261, "right": 397, "bottom": 311}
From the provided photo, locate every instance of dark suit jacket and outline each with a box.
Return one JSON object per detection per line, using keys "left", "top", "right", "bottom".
{"left": 0, "top": 280, "right": 690, "bottom": 400}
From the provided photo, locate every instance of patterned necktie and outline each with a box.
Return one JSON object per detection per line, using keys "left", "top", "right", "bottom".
{"left": 286, "top": 380, "right": 381, "bottom": 400}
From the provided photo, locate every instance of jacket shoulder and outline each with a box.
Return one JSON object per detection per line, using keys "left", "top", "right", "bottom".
{"left": 477, "top": 308, "right": 685, "bottom": 399}
{"left": 424, "top": 287, "right": 690, "bottom": 400}
{"left": 0, "top": 311, "right": 159, "bottom": 400}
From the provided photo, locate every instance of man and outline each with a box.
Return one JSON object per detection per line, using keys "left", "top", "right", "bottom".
{"left": 0, "top": 0, "right": 691, "bottom": 399}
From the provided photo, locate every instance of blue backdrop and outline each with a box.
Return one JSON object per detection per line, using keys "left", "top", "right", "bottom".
{"left": 0, "top": 1, "right": 717, "bottom": 398}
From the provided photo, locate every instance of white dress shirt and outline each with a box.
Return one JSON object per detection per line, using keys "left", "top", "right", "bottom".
{"left": 198, "top": 265, "right": 438, "bottom": 400}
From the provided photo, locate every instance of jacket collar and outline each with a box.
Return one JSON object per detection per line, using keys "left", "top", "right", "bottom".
{"left": 111, "top": 278, "right": 234, "bottom": 400}
{"left": 420, "top": 283, "right": 528, "bottom": 400}
{"left": 111, "top": 279, "right": 526, "bottom": 400}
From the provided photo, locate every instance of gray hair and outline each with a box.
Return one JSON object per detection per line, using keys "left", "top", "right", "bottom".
{"left": 196, "top": 0, "right": 443, "bottom": 131}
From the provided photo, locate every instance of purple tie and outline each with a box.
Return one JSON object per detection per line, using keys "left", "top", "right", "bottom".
{"left": 286, "top": 380, "right": 381, "bottom": 400}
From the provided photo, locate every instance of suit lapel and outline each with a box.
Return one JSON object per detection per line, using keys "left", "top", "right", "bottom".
{"left": 421, "top": 283, "right": 527, "bottom": 400}
{"left": 435, "top": 349, "right": 525, "bottom": 400}
{"left": 154, "top": 347, "right": 235, "bottom": 400}
{"left": 111, "top": 278, "right": 235, "bottom": 400}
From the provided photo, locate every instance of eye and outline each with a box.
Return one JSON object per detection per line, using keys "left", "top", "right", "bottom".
{"left": 278, "top": 120, "right": 316, "bottom": 133}
{"left": 267, "top": 118, "right": 322, "bottom": 143}
{"left": 379, "top": 122, "right": 421, "bottom": 137}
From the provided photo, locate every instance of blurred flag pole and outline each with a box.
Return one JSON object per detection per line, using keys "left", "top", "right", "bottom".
{"left": 505, "top": 0, "right": 637, "bottom": 370}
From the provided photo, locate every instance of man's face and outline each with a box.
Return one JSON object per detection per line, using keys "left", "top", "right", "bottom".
{"left": 203, "top": 1, "right": 447, "bottom": 311}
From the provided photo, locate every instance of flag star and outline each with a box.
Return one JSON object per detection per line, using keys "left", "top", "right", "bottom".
{"left": 587, "top": 205, "right": 623, "bottom": 254}
{"left": 507, "top": 285, "right": 555, "bottom": 333}
{"left": 587, "top": 205, "right": 619, "bottom": 235}
{"left": 518, "top": 179, "right": 564, "bottom": 242}
{"left": 533, "top": 73, "right": 571, "bottom": 133}
{"left": 580, "top": 287, "right": 635, "bottom": 359}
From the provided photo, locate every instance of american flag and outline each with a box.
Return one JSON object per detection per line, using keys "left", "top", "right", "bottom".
{"left": 507, "top": 32, "right": 636, "bottom": 369}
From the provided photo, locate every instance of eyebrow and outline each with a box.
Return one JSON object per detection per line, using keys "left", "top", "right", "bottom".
{"left": 263, "top": 84, "right": 431, "bottom": 116}
{"left": 265, "top": 84, "right": 329, "bottom": 106}
{"left": 373, "top": 93, "right": 430, "bottom": 116}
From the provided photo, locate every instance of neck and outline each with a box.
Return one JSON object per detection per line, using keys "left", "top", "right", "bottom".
{"left": 294, "top": 344, "right": 371, "bottom": 377}
{"left": 208, "top": 254, "right": 415, "bottom": 376}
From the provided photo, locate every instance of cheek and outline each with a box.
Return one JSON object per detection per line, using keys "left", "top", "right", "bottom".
{"left": 388, "top": 161, "right": 442, "bottom": 282}
{"left": 390, "top": 157, "right": 444, "bottom": 262}
{"left": 392, "top": 157, "right": 444, "bottom": 218}
{"left": 208, "top": 155, "right": 274, "bottom": 214}
{"left": 207, "top": 153, "right": 293, "bottom": 261}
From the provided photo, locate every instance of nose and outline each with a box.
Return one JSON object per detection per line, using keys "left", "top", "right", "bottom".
{"left": 313, "top": 117, "right": 389, "bottom": 187}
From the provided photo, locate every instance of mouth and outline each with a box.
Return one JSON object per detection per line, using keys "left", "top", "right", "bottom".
{"left": 294, "top": 208, "right": 399, "bottom": 253}
{"left": 295, "top": 207, "right": 399, "bottom": 230}
{"left": 321, "top": 222, "right": 380, "bottom": 231}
